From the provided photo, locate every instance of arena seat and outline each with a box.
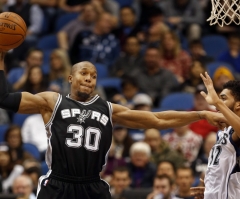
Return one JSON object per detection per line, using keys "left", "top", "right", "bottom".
{"left": 54, "top": 13, "right": 78, "bottom": 32}
{"left": 0, "top": 125, "right": 9, "bottom": 142}
{"left": 202, "top": 35, "right": 228, "bottom": 59}
{"left": 206, "top": 61, "right": 235, "bottom": 78}
{"left": 160, "top": 92, "right": 194, "bottom": 111}
{"left": 41, "top": 161, "right": 49, "bottom": 175}
{"left": 12, "top": 113, "right": 31, "bottom": 127}
{"left": 114, "top": 0, "right": 133, "bottom": 7}
{"left": 37, "top": 34, "right": 58, "bottom": 50}
{"left": 95, "top": 63, "right": 109, "bottom": 79}
{"left": 23, "top": 143, "right": 41, "bottom": 160}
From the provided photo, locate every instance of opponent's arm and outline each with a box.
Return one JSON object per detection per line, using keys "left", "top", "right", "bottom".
{"left": 200, "top": 72, "right": 240, "bottom": 141}
{"left": 0, "top": 52, "right": 56, "bottom": 114}
{"left": 111, "top": 103, "right": 226, "bottom": 130}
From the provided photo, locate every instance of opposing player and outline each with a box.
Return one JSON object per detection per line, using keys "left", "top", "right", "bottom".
{"left": 0, "top": 52, "right": 226, "bottom": 199}
{"left": 191, "top": 72, "right": 240, "bottom": 199}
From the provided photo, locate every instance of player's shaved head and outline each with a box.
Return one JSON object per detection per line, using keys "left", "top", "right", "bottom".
{"left": 71, "top": 61, "right": 96, "bottom": 75}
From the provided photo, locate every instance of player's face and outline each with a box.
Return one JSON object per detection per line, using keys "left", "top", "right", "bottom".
{"left": 219, "top": 89, "right": 236, "bottom": 112}
{"left": 69, "top": 65, "right": 97, "bottom": 97}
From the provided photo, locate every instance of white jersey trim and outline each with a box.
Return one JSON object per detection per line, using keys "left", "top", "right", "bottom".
{"left": 36, "top": 170, "right": 52, "bottom": 197}
{"left": 45, "top": 124, "right": 53, "bottom": 169}
{"left": 45, "top": 94, "right": 62, "bottom": 128}
{"left": 106, "top": 101, "right": 113, "bottom": 127}
{"left": 66, "top": 94, "right": 99, "bottom": 105}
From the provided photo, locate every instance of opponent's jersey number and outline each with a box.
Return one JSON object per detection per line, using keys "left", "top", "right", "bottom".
{"left": 208, "top": 145, "right": 222, "bottom": 166}
{"left": 65, "top": 124, "right": 102, "bottom": 152}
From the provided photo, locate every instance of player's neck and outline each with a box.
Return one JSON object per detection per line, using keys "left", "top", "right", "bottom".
{"left": 69, "top": 93, "right": 95, "bottom": 102}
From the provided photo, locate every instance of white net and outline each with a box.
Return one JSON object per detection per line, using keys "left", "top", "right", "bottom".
{"left": 208, "top": 0, "right": 240, "bottom": 26}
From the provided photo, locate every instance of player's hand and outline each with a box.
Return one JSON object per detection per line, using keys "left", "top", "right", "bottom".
{"left": 190, "top": 187, "right": 205, "bottom": 199}
{"left": 203, "top": 111, "right": 227, "bottom": 129}
{"left": 200, "top": 72, "right": 221, "bottom": 106}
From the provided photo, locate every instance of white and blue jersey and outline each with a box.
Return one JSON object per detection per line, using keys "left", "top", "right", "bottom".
{"left": 204, "top": 126, "right": 240, "bottom": 199}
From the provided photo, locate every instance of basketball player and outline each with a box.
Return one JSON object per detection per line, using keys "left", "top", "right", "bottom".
{"left": 0, "top": 51, "right": 226, "bottom": 199}
{"left": 191, "top": 72, "right": 240, "bottom": 199}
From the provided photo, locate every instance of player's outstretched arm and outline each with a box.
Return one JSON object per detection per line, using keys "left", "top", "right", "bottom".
{"left": 200, "top": 72, "right": 240, "bottom": 140}
{"left": 0, "top": 51, "right": 57, "bottom": 114}
{"left": 111, "top": 103, "right": 226, "bottom": 130}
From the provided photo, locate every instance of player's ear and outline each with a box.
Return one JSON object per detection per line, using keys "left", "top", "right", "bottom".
{"left": 235, "top": 101, "right": 240, "bottom": 110}
{"left": 68, "top": 75, "right": 73, "bottom": 84}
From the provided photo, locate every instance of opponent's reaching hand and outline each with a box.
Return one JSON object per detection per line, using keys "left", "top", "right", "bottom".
{"left": 190, "top": 187, "right": 205, "bottom": 199}
{"left": 200, "top": 72, "right": 221, "bottom": 106}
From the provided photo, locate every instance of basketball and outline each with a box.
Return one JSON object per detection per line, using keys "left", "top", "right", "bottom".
{"left": 0, "top": 12, "right": 27, "bottom": 51}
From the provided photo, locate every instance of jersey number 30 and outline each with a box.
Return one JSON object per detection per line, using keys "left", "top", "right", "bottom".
{"left": 65, "top": 125, "right": 101, "bottom": 151}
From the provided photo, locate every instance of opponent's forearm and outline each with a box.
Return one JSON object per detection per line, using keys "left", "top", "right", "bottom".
{"left": 153, "top": 111, "right": 202, "bottom": 129}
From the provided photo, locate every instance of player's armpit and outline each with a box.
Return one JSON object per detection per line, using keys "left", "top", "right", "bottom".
{"left": 18, "top": 92, "right": 58, "bottom": 114}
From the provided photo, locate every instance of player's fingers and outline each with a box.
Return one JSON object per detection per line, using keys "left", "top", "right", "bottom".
{"left": 200, "top": 91, "right": 207, "bottom": 98}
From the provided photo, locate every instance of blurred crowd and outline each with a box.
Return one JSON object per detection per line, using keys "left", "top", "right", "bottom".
{"left": 0, "top": 0, "right": 240, "bottom": 199}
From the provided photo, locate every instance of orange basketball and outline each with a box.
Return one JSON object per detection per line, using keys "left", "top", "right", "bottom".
{"left": 0, "top": 12, "right": 27, "bottom": 51}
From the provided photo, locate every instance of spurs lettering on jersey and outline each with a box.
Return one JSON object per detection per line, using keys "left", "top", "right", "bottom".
{"left": 61, "top": 108, "right": 109, "bottom": 126}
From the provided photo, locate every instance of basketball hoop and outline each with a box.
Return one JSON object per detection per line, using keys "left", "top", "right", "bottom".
{"left": 208, "top": 0, "right": 240, "bottom": 27}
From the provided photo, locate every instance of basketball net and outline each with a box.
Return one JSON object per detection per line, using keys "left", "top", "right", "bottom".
{"left": 208, "top": 0, "right": 240, "bottom": 26}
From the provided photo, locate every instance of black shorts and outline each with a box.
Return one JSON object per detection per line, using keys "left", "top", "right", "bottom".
{"left": 37, "top": 171, "right": 111, "bottom": 199}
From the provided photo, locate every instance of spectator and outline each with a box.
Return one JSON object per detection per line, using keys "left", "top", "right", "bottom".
{"left": 21, "top": 114, "right": 47, "bottom": 155}
{"left": 113, "top": 6, "right": 141, "bottom": 48}
{"left": 127, "top": 142, "right": 156, "bottom": 188}
{"left": 22, "top": 66, "right": 48, "bottom": 94}
{"left": 0, "top": 108, "right": 10, "bottom": 125}
{"left": 22, "top": 159, "right": 41, "bottom": 195}
{"left": 8, "top": 0, "right": 44, "bottom": 37}
{"left": 143, "top": 21, "right": 169, "bottom": 49}
{"left": 156, "top": 161, "right": 176, "bottom": 181}
{"left": 111, "top": 36, "right": 142, "bottom": 78}
{"left": 159, "top": 31, "right": 192, "bottom": 83}
{"left": 0, "top": 143, "right": 24, "bottom": 193}
{"left": 132, "top": 93, "right": 153, "bottom": 111}
{"left": 146, "top": 174, "right": 177, "bottom": 199}
{"left": 112, "top": 76, "right": 139, "bottom": 109}
{"left": 144, "top": 129, "right": 185, "bottom": 168}
{"left": 58, "top": 3, "right": 98, "bottom": 50}
{"left": 113, "top": 125, "right": 134, "bottom": 158}
{"left": 189, "top": 40, "right": 214, "bottom": 65}
{"left": 175, "top": 167, "right": 194, "bottom": 199}
{"left": 70, "top": 12, "right": 120, "bottom": 67}
{"left": 58, "top": 0, "right": 89, "bottom": 13}
{"left": 48, "top": 49, "right": 71, "bottom": 96}
{"left": 212, "top": 66, "right": 235, "bottom": 95}
{"left": 180, "top": 61, "right": 205, "bottom": 93}
{"left": 159, "top": 0, "right": 204, "bottom": 41}
{"left": 7, "top": 49, "right": 43, "bottom": 91}
{"left": 4, "top": 125, "right": 34, "bottom": 165}
{"left": 218, "top": 34, "right": 240, "bottom": 73}
{"left": 131, "top": 46, "right": 178, "bottom": 106}
{"left": 163, "top": 125, "right": 202, "bottom": 165}
{"left": 93, "top": 0, "right": 119, "bottom": 19}
{"left": 189, "top": 84, "right": 218, "bottom": 138}
{"left": 110, "top": 167, "right": 132, "bottom": 199}
{"left": 102, "top": 140, "right": 127, "bottom": 183}
{"left": 191, "top": 132, "right": 216, "bottom": 178}
{"left": 12, "top": 174, "right": 36, "bottom": 199}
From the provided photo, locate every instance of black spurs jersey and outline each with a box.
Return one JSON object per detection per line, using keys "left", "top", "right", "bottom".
{"left": 45, "top": 94, "right": 113, "bottom": 177}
